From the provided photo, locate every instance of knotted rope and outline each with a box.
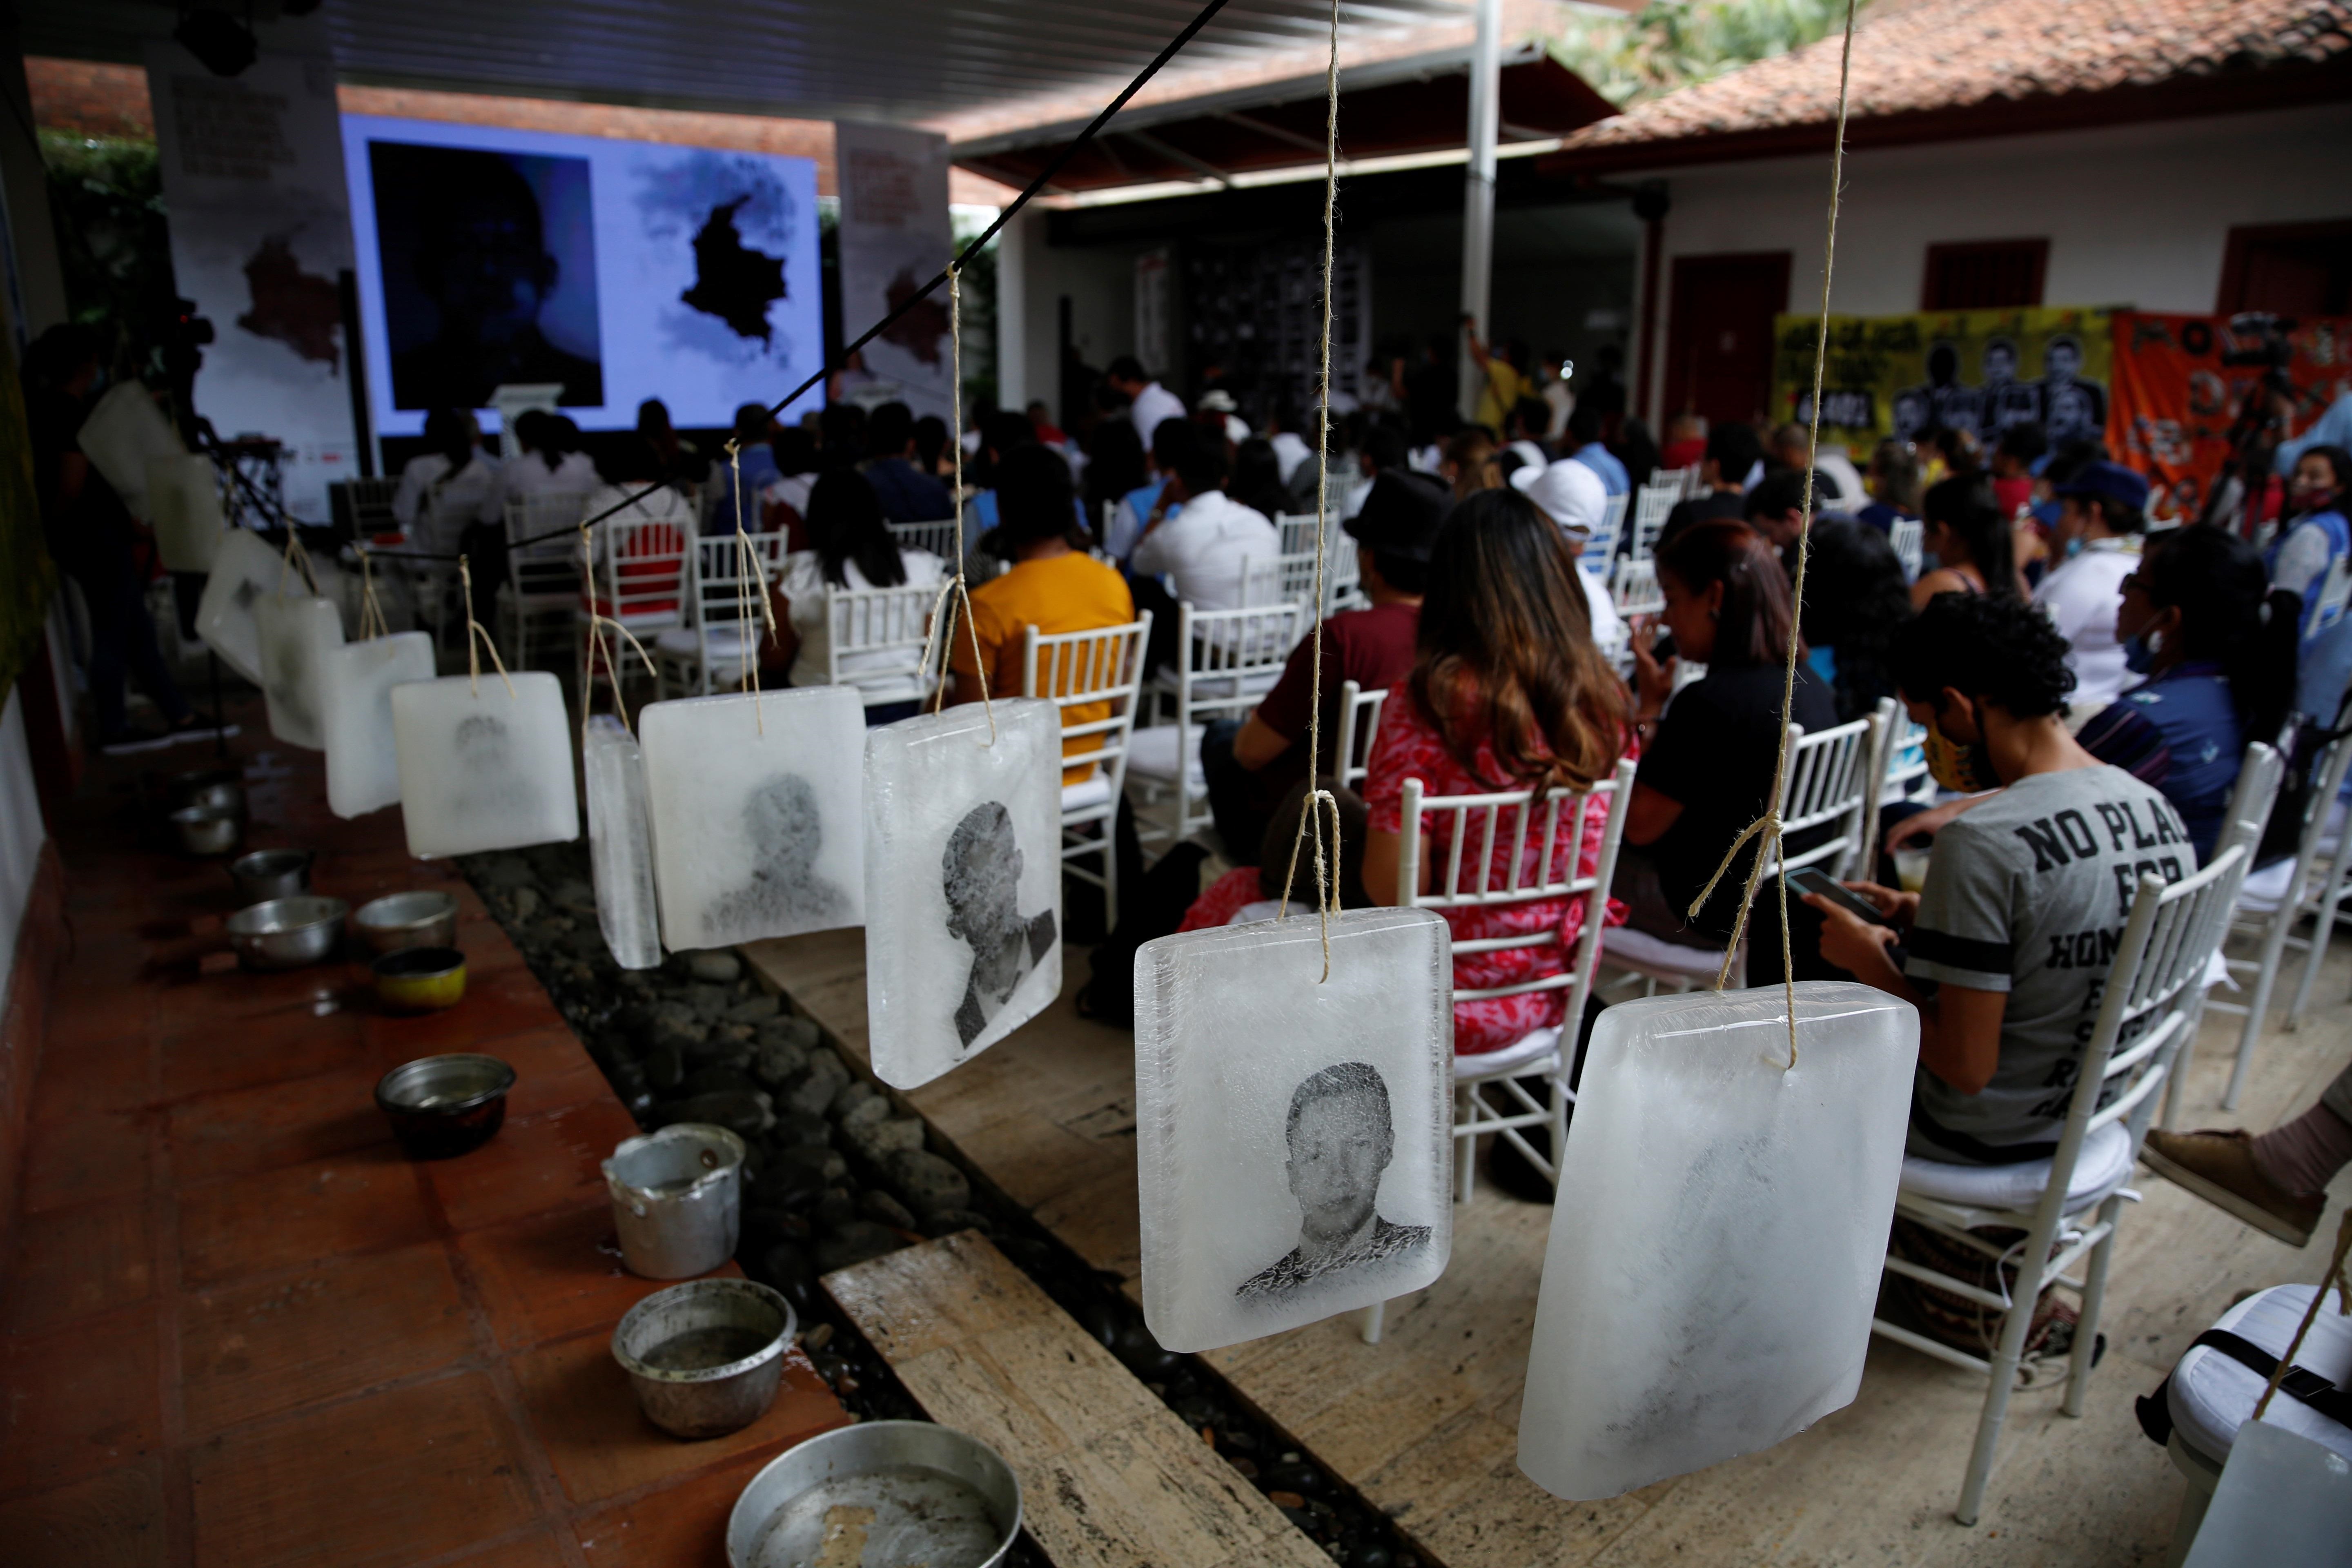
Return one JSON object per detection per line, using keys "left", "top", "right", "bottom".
{"left": 721, "top": 440, "right": 781, "bottom": 733}
{"left": 455, "top": 555, "right": 517, "bottom": 699}
{"left": 355, "top": 543, "right": 391, "bottom": 642}
{"left": 923, "top": 267, "right": 997, "bottom": 746}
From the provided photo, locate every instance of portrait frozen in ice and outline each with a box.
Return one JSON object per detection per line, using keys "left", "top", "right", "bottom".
{"left": 709, "top": 772, "right": 852, "bottom": 937}
{"left": 322, "top": 630, "right": 435, "bottom": 818}
{"left": 390, "top": 672, "right": 579, "bottom": 858}
{"left": 944, "top": 801, "right": 1058, "bottom": 1048}
{"left": 1237, "top": 1062, "right": 1431, "bottom": 1300}
{"left": 256, "top": 594, "right": 343, "bottom": 750}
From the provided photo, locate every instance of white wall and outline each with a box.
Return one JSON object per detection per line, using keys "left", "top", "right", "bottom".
{"left": 0, "top": 686, "right": 48, "bottom": 1023}
{"left": 1639, "top": 102, "right": 2352, "bottom": 424}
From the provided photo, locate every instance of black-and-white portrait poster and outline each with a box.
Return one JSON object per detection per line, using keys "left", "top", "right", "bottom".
{"left": 390, "top": 673, "right": 579, "bottom": 858}
{"left": 638, "top": 687, "right": 866, "bottom": 950}
{"left": 1135, "top": 908, "right": 1454, "bottom": 1353}
{"left": 862, "top": 699, "right": 1062, "bottom": 1091}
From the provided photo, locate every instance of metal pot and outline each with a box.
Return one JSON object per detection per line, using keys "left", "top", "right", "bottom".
{"left": 229, "top": 849, "right": 314, "bottom": 903}
{"left": 605, "top": 1124, "right": 745, "bottom": 1280}
{"left": 170, "top": 767, "right": 246, "bottom": 816}
{"left": 372, "top": 946, "right": 467, "bottom": 1013}
{"left": 612, "top": 1278, "right": 795, "bottom": 1441}
{"left": 225, "top": 894, "right": 347, "bottom": 969}
{"left": 354, "top": 890, "right": 460, "bottom": 953}
{"left": 171, "top": 804, "right": 244, "bottom": 856}
{"left": 374, "top": 1053, "right": 515, "bottom": 1159}
{"left": 726, "top": 1421, "right": 1022, "bottom": 1568}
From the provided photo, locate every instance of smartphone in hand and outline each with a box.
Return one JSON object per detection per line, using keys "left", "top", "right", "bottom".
{"left": 1788, "top": 866, "right": 1895, "bottom": 927}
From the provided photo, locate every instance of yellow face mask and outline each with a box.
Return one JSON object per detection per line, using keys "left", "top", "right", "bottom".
{"left": 1923, "top": 713, "right": 2001, "bottom": 793}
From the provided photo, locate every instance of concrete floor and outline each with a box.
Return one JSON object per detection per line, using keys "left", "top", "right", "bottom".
{"left": 748, "top": 913, "right": 2352, "bottom": 1568}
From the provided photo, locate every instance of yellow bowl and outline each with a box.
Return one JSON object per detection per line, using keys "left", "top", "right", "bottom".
{"left": 373, "top": 947, "right": 467, "bottom": 1013}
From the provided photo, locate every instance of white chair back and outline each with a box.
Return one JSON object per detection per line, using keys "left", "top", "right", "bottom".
{"left": 1630, "top": 482, "right": 1679, "bottom": 560}
{"left": 590, "top": 512, "right": 693, "bottom": 629}
{"left": 662, "top": 531, "right": 786, "bottom": 695}
{"left": 1610, "top": 557, "right": 1663, "bottom": 619}
{"left": 1873, "top": 698, "right": 1937, "bottom": 808}
{"left": 1335, "top": 678, "right": 1387, "bottom": 792}
{"left": 1654, "top": 464, "right": 1699, "bottom": 499}
{"left": 1581, "top": 490, "right": 1628, "bottom": 568}
{"left": 887, "top": 517, "right": 960, "bottom": 560}
{"left": 1761, "top": 714, "right": 1883, "bottom": 883}
{"left": 1130, "top": 602, "right": 1304, "bottom": 844}
{"left": 1023, "top": 614, "right": 1154, "bottom": 922}
{"left": 336, "top": 476, "right": 401, "bottom": 538}
{"left": 503, "top": 493, "right": 590, "bottom": 597}
{"left": 824, "top": 582, "right": 944, "bottom": 703}
{"left": 1889, "top": 517, "right": 1925, "bottom": 582}
{"left": 1276, "top": 512, "right": 1326, "bottom": 557}
{"left": 2315, "top": 555, "right": 2352, "bottom": 635}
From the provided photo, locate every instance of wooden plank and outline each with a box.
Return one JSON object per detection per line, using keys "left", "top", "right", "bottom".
{"left": 825, "top": 1232, "right": 1332, "bottom": 1568}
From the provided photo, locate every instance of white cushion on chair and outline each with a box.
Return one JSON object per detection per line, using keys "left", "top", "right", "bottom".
{"left": 2168, "top": 1283, "right": 2352, "bottom": 1466}
{"left": 1061, "top": 775, "right": 1114, "bottom": 814}
{"left": 654, "top": 624, "right": 756, "bottom": 658}
{"left": 1601, "top": 925, "right": 1724, "bottom": 976}
{"left": 1454, "top": 1025, "right": 1563, "bottom": 1082}
{"left": 2234, "top": 856, "right": 2297, "bottom": 915}
{"left": 1898, "top": 1120, "right": 2134, "bottom": 1214}
{"left": 1126, "top": 723, "right": 1203, "bottom": 785}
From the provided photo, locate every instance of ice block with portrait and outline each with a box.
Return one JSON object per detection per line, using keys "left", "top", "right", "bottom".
{"left": 321, "top": 631, "right": 434, "bottom": 818}
{"left": 585, "top": 716, "right": 664, "bottom": 969}
{"left": 256, "top": 593, "right": 345, "bottom": 751}
{"left": 390, "top": 672, "right": 578, "bottom": 858}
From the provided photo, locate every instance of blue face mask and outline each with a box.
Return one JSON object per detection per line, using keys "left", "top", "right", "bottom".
{"left": 2062, "top": 535, "right": 2084, "bottom": 560}
{"left": 2031, "top": 498, "right": 2062, "bottom": 530}
{"left": 2123, "top": 629, "right": 2160, "bottom": 674}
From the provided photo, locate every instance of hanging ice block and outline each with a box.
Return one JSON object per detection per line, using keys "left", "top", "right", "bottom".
{"left": 194, "top": 529, "right": 287, "bottom": 683}
{"left": 390, "top": 673, "right": 579, "bottom": 858}
{"left": 1135, "top": 907, "right": 1454, "bottom": 1354}
{"left": 255, "top": 594, "right": 345, "bottom": 751}
{"left": 321, "top": 632, "right": 435, "bottom": 818}
{"left": 585, "top": 716, "right": 664, "bottom": 970}
{"left": 1517, "top": 981, "right": 1917, "bottom": 1501}
{"left": 147, "top": 453, "right": 223, "bottom": 573}
{"left": 863, "top": 698, "right": 1062, "bottom": 1089}
{"left": 637, "top": 686, "right": 866, "bottom": 950}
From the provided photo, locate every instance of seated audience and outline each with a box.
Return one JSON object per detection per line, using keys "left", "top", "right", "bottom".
{"left": 949, "top": 445, "right": 1136, "bottom": 783}
{"left": 1510, "top": 458, "right": 1628, "bottom": 652}
{"left": 759, "top": 428, "right": 820, "bottom": 544}
{"left": 468, "top": 410, "right": 599, "bottom": 627}
{"left": 1659, "top": 412, "right": 1707, "bottom": 474}
{"left": 2031, "top": 459, "right": 2145, "bottom": 710}
{"left": 860, "top": 401, "right": 954, "bottom": 523}
{"left": 2143, "top": 1057, "right": 2352, "bottom": 1248}
{"left": 394, "top": 407, "right": 500, "bottom": 558}
{"left": 1618, "top": 521, "right": 1838, "bottom": 976}
{"left": 1130, "top": 432, "right": 1279, "bottom": 612}
{"left": 1359, "top": 488, "right": 1633, "bottom": 1054}
{"left": 1202, "top": 471, "right": 1447, "bottom": 862}
{"left": 1913, "top": 473, "right": 2018, "bottom": 607}
{"left": 1439, "top": 425, "right": 1500, "bottom": 499}
{"left": 1740, "top": 469, "right": 1911, "bottom": 724}
{"left": 581, "top": 442, "right": 695, "bottom": 624}
{"left": 1611, "top": 417, "right": 1661, "bottom": 498}
{"left": 772, "top": 470, "right": 946, "bottom": 724}
{"left": 913, "top": 413, "right": 952, "bottom": 479}
{"left": 706, "top": 401, "right": 780, "bottom": 534}
{"left": 1657, "top": 422, "right": 1764, "bottom": 551}
{"left": 1503, "top": 396, "right": 1552, "bottom": 474}
{"left": 2268, "top": 444, "right": 2352, "bottom": 641}
{"left": 1082, "top": 419, "right": 1148, "bottom": 547}
{"left": 1857, "top": 437, "right": 1921, "bottom": 535}
{"left": 1988, "top": 423, "right": 2047, "bottom": 521}
{"left": 1806, "top": 593, "right": 2195, "bottom": 1353}
{"left": 1106, "top": 416, "right": 1192, "bottom": 561}
{"left": 1229, "top": 437, "right": 1294, "bottom": 523}
{"left": 1768, "top": 421, "right": 1866, "bottom": 510}
{"left": 1341, "top": 421, "right": 1409, "bottom": 521}
{"left": 636, "top": 397, "right": 706, "bottom": 489}
{"left": 1564, "top": 403, "right": 1628, "bottom": 496}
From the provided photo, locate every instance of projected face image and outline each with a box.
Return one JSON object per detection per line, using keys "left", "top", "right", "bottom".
{"left": 372, "top": 141, "right": 605, "bottom": 411}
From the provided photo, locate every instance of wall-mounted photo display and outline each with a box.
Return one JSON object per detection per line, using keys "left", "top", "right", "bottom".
{"left": 584, "top": 717, "right": 663, "bottom": 970}
{"left": 1135, "top": 908, "right": 1455, "bottom": 1354}
{"left": 637, "top": 687, "right": 866, "bottom": 950}
{"left": 390, "top": 672, "right": 579, "bottom": 858}
{"left": 321, "top": 630, "right": 434, "bottom": 818}
{"left": 863, "top": 699, "right": 1062, "bottom": 1090}
{"left": 1518, "top": 982, "right": 1916, "bottom": 1501}
{"left": 256, "top": 592, "right": 344, "bottom": 751}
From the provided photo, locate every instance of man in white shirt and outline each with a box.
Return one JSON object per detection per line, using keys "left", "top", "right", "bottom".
{"left": 2032, "top": 460, "right": 2146, "bottom": 711}
{"left": 1107, "top": 355, "right": 1186, "bottom": 451}
{"left": 1130, "top": 438, "right": 1278, "bottom": 612}
{"left": 1508, "top": 457, "right": 1626, "bottom": 654}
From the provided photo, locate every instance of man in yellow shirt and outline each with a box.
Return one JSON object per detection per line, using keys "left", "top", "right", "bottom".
{"left": 949, "top": 444, "right": 1137, "bottom": 784}
{"left": 1463, "top": 314, "right": 1528, "bottom": 436}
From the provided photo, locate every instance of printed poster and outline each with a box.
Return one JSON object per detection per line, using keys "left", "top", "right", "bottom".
{"left": 832, "top": 122, "right": 953, "bottom": 421}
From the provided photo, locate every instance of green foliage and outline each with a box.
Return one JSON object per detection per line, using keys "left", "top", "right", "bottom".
{"left": 949, "top": 210, "right": 999, "bottom": 413}
{"left": 38, "top": 130, "right": 178, "bottom": 379}
{"left": 1548, "top": 0, "right": 1866, "bottom": 107}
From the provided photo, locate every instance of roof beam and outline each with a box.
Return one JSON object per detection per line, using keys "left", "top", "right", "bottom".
{"left": 1119, "top": 127, "right": 1236, "bottom": 188}
{"left": 1214, "top": 109, "right": 1329, "bottom": 154}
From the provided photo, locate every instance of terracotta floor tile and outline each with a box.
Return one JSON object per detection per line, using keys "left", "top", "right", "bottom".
{"left": 430, "top": 1532, "right": 575, "bottom": 1568}
{"left": 513, "top": 1330, "right": 846, "bottom": 1506}
{"left": 468, "top": 1026, "right": 610, "bottom": 1123}
{"left": 189, "top": 1371, "right": 539, "bottom": 1568}
{"left": 178, "top": 1148, "right": 435, "bottom": 1287}
{"left": 572, "top": 1451, "right": 771, "bottom": 1566}
{"left": 159, "top": 1000, "right": 368, "bottom": 1104}
{"left": 2, "top": 1197, "right": 154, "bottom": 1335}
{"left": 454, "top": 1204, "right": 657, "bottom": 1352}
{"left": 167, "top": 1068, "right": 391, "bottom": 1180}
{"left": 180, "top": 1241, "right": 480, "bottom": 1437}
{"left": 428, "top": 1100, "right": 640, "bottom": 1233}
{"left": 20, "top": 1110, "right": 151, "bottom": 1214}
{"left": 0, "top": 1310, "right": 163, "bottom": 1492}
{"left": 363, "top": 968, "right": 570, "bottom": 1060}
{"left": 0, "top": 1458, "right": 167, "bottom": 1567}
{"left": 30, "top": 1032, "right": 157, "bottom": 1117}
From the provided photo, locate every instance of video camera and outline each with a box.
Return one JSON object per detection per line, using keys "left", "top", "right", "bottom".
{"left": 2220, "top": 312, "right": 2297, "bottom": 394}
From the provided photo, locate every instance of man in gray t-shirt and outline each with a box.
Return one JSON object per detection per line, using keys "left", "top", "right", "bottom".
{"left": 1802, "top": 594, "right": 2203, "bottom": 1165}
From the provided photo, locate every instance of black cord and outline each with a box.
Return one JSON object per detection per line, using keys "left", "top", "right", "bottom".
{"left": 368, "top": 0, "right": 1236, "bottom": 564}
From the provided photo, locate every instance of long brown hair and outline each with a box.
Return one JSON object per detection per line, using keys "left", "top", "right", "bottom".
{"left": 1409, "top": 487, "right": 1630, "bottom": 791}
{"left": 1654, "top": 521, "right": 1797, "bottom": 668}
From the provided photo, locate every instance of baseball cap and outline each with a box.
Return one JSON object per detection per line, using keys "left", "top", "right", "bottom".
{"left": 1344, "top": 471, "right": 1454, "bottom": 561}
{"left": 2054, "top": 460, "right": 2150, "bottom": 514}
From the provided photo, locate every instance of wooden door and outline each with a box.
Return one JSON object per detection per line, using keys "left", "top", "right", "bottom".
{"left": 1663, "top": 251, "right": 1791, "bottom": 428}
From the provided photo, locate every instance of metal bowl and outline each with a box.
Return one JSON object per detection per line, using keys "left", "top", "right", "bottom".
{"left": 614, "top": 1278, "right": 796, "bottom": 1441}
{"left": 354, "top": 890, "right": 460, "bottom": 953}
{"left": 224, "top": 894, "right": 347, "bottom": 969}
{"left": 170, "top": 804, "right": 244, "bottom": 857}
{"left": 726, "top": 1421, "right": 1022, "bottom": 1568}
{"left": 372, "top": 946, "right": 467, "bottom": 1013}
{"left": 170, "top": 767, "right": 246, "bottom": 815}
{"left": 229, "top": 848, "right": 314, "bottom": 903}
{"left": 374, "top": 1053, "right": 515, "bottom": 1159}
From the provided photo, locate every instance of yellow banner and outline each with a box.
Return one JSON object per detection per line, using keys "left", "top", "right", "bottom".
{"left": 1770, "top": 307, "right": 2115, "bottom": 459}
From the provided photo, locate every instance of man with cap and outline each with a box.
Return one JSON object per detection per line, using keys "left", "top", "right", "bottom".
{"left": 2031, "top": 459, "right": 2147, "bottom": 710}
{"left": 1509, "top": 459, "right": 1627, "bottom": 656}
{"left": 1199, "top": 471, "right": 1450, "bottom": 864}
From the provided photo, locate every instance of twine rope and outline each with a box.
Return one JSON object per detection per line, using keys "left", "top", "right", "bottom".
{"left": 455, "top": 555, "right": 517, "bottom": 700}
{"left": 929, "top": 267, "right": 996, "bottom": 745}
{"left": 356, "top": 543, "right": 390, "bottom": 641}
{"left": 1682, "top": 0, "right": 1858, "bottom": 1070}
{"left": 2251, "top": 1209, "right": 2352, "bottom": 1422}
{"left": 722, "top": 440, "right": 780, "bottom": 733}
{"left": 1271, "top": 0, "right": 1345, "bottom": 983}
{"left": 274, "top": 526, "right": 321, "bottom": 599}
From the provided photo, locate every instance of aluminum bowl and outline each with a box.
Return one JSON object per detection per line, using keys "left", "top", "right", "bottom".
{"left": 354, "top": 890, "right": 460, "bottom": 953}
{"left": 169, "top": 767, "right": 246, "bottom": 816}
{"left": 229, "top": 849, "right": 314, "bottom": 903}
{"left": 374, "top": 1053, "right": 515, "bottom": 1159}
{"left": 170, "top": 804, "right": 244, "bottom": 857}
{"left": 372, "top": 946, "right": 466, "bottom": 1013}
{"left": 614, "top": 1278, "right": 796, "bottom": 1441}
{"left": 726, "top": 1421, "right": 1022, "bottom": 1568}
{"left": 224, "top": 894, "right": 347, "bottom": 969}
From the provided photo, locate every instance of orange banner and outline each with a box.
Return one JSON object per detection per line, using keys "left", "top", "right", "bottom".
{"left": 2110, "top": 312, "right": 2352, "bottom": 521}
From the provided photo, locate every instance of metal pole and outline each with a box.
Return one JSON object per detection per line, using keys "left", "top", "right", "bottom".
{"left": 1457, "top": 0, "right": 1501, "bottom": 424}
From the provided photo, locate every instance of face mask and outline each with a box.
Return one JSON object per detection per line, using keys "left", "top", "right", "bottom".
{"left": 2123, "top": 628, "right": 2162, "bottom": 675}
{"left": 1924, "top": 710, "right": 2001, "bottom": 793}
{"left": 2062, "top": 535, "right": 2084, "bottom": 560}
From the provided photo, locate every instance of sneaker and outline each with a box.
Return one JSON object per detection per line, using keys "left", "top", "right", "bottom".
{"left": 2142, "top": 1128, "right": 2325, "bottom": 1247}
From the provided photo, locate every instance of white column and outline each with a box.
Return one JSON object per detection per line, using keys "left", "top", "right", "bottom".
{"left": 1456, "top": 0, "right": 1501, "bottom": 423}
{"left": 996, "top": 205, "right": 1028, "bottom": 413}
